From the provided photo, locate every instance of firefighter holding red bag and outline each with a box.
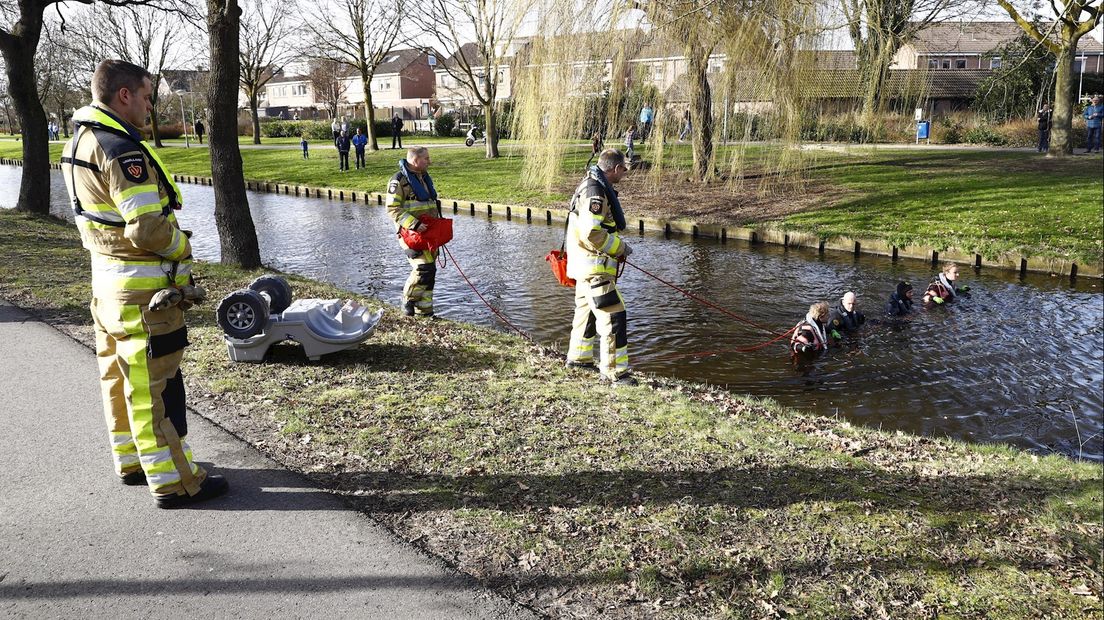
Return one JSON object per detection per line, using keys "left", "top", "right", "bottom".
{"left": 564, "top": 149, "right": 636, "bottom": 386}
{"left": 387, "top": 147, "right": 448, "bottom": 318}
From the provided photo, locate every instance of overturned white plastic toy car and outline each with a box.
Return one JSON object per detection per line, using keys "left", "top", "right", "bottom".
{"left": 215, "top": 275, "right": 383, "bottom": 362}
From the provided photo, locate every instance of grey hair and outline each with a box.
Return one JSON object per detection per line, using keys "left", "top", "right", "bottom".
{"left": 597, "top": 148, "right": 626, "bottom": 172}
{"left": 406, "top": 146, "right": 429, "bottom": 160}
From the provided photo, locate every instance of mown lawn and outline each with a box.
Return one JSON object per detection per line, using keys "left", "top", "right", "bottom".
{"left": 1, "top": 210, "right": 1100, "bottom": 619}
{"left": 1, "top": 140, "right": 1100, "bottom": 263}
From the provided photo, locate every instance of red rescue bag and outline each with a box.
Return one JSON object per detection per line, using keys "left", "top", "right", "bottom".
{"left": 400, "top": 215, "right": 453, "bottom": 251}
{"left": 544, "top": 249, "right": 575, "bottom": 287}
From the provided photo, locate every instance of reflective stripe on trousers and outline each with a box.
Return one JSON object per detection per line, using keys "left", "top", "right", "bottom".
{"left": 568, "top": 275, "right": 629, "bottom": 379}
{"left": 399, "top": 240, "right": 437, "bottom": 316}
{"left": 92, "top": 298, "right": 205, "bottom": 496}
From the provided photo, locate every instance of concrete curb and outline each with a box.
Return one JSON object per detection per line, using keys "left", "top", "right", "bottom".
{"left": 5, "top": 156, "right": 1100, "bottom": 279}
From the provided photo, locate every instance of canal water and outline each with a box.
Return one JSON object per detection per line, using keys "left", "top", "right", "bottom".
{"left": 3, "top": 165, "right": 1102, "bottom": 460}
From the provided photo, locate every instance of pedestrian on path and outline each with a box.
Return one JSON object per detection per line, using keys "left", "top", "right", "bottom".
{"left": 60, "top": 59, "right": 227, "bottom": 508}
{"left": 331, "top": 117, "right": 340, "bottom": 144}
{"left": 391, "top": 115, "right": 404, "bottom": 149}
{"left": 639, "top": 104, "right": 654, "bottom": 144}
{"left": 195, "top": 118, "right": 205, "bottom": 144}
{"left": 1083, "top": 95, "right": 1103, "bottom": 153}
{"left": 300, "top": 133, "right": 309, "bottom": 159}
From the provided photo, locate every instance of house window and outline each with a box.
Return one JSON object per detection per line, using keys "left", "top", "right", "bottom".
{"left": 954, "top": 59, "right": 967, "bottom": 69}
{"left": 990, "top": 56, "right": 1002, "bottom": 70}
{"left": 294, "top": 84, "right": 307, "bottom": 96}
{"left": 928, "top": 58, "right": 938, "bottom": 69}
{"left": 653, "top": 64, "right": 664, "bottom": 80}
{"left": 1073, "top": 59, "right": 1083, "bottom": 73}
{"left": 941, "top": 59, "right": 951, "bottom": 69}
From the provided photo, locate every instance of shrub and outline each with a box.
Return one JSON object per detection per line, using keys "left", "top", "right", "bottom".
{"left": 435, "top": 113, "right": 455, "bottom": 137}
{"left": 963, "top": 125, "right": 1008, "bottom": 146}
{"left": 156, "top": 123, "right": 184, "bottom": 140}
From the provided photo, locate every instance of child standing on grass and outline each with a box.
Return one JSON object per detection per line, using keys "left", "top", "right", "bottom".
{"left": 300, "top": 134, "right": 309, "bottom": 159}
{"left": 624, "top": 124, "right": 636, "bottom": 160}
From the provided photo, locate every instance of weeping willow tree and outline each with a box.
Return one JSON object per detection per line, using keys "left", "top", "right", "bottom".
{"left": 513, "top": 0, "right": 825, "bottom": 194}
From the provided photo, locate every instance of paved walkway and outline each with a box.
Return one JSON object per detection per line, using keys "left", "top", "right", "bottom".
{"left": 0, "top": 301, "right": 534, "bottom": 619}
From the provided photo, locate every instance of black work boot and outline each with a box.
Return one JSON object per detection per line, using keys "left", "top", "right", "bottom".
{"left": 608, "top": 373, "right": 638, "bottom": 387}
{"left": 120, "top": 470, "right": 146, "bottom": 486}
{"left": 565, "top": 360, "right": 597, "bottom": 371}
{"left": 403, "top": 300, "right": 416, "bottom": 317}
{"left": 155, "top": 475, "right": 229, "bottom": 509}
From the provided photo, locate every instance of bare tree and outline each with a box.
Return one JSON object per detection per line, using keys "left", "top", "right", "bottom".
{"left": 240, "top": 0, "right": 294, "bottom": 144}
{"left": 842, "top": 0, "right": 983, "bottom": 130}
{"left": 207, "top": 0, "right": 262, "bottom": 268}
{"left": 307, "top": 0, "right": 403, "bottom": 151}
{"left": 37, "top": 24, "right": 87, "bottom": 139}
{"left": 0, "top": 0, "right": 177, "bottom": 216}
{"left": 997, "top": 0, "right": 1101, "bottom": 156}
{"left": 308, "top": 57, "right": 352, "bottom": 120}
{"left": 412, "top": 0, "right": 532, "bottom": 158}
{"left": 67, "top": 3, "right": 182, "bottom": 146}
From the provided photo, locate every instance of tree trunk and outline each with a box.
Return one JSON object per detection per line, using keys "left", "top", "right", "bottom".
{"left": 686, "top": 48, "right": 713, "bottom": 182}
{"left": 484, "top": 105, "right": 499, "bottom": 158}
{"left": 250, "top": 92, "right": 261, "bottom": 144}
{"left": 207, "top": 0, "right": 261, "bottom": 268}
{"left": 362, "top": 72, "right": 379, "bottom": 151}
{"left": 1050, "top": 47, "right": 1075, "bottom": 157}
{"left": 150, "top": 104, "right": 163, "bottom": 147}
{"left": 58, "top": 105, "right": 69, "bottom": 138}
{"left": 0, "top": 25, "right": 51, "bottom": 216}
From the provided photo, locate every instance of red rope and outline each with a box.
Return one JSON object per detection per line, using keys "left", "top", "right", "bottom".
{"left": 624, "top": 259, "right": 784, "bottom": 336}
{"left": 647, "top": 326, "right": 798, "bottom": 363}
{"left": 441, "top": 245, "right": 532, "bottom": 341}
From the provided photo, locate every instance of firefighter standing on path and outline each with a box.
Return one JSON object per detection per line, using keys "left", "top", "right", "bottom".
{"left": 564, "top": 149, "right": 636, "bottom": 386}
{"left": 386, "top": 146, "right": 441, "bottom": 318}
{"left": 61, "top": 60, "right": 227, "bottom": 508}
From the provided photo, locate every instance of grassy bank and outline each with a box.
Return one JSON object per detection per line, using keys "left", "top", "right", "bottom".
{"left": 1, "top": 140, "right": 1100, "bottom": 263}
{"left": 1, "top": 209, "right": 1101, "bottom": 618}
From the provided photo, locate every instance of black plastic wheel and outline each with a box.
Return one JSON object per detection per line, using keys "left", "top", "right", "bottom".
{"left": 249, "top": 275, "right": 293, "bottom": 314}
{"left": 464, "top": 137, "right": 474, "bottom": 147}
{"left": 215, "top": 289, "right": 270, "bottom": 339}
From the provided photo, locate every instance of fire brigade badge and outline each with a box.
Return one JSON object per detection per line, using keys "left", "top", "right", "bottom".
{"left": 119, "top": 155, "right": 149, "bottom": 183}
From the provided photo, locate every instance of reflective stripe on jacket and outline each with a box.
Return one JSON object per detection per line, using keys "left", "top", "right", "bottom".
{"left": 565, "top": 171, "right": 625, "bottom": 280}
{"left": 61, "top": 104, "right": 191, "bottom": 302}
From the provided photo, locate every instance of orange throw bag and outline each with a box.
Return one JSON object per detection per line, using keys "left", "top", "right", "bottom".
{"left": 400, "top": 215, "right": 453, "bottom": 252}
{"left": 545, "top": 249, "right": 575, "bottom": 287}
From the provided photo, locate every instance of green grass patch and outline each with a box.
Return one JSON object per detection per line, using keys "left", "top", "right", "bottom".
{"left": 1, "top": 209, "right": 1100, "bottom": 618}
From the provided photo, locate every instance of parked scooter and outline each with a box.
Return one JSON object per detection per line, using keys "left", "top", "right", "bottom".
{"left": 464, "top": 125, "right": 486, "bottom": 147}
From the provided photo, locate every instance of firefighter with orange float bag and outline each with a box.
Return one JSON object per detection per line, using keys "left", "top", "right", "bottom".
{"left": 553, "top": 149, "right": 636, "bottom": 386}
{"left": 386, "top": 146, "right": 452, "bottom": 318}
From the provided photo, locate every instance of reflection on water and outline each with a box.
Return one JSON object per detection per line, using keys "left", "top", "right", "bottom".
{"left": 3, "top": 165, "right": 1102, "bottom": 460}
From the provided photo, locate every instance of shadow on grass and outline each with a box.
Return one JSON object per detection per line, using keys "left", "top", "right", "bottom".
{"left": 316, "top": 466, "right": 1097, "bottom": 518}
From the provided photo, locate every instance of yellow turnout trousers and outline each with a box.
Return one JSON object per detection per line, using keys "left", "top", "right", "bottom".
{"left": 567, "top": 274, "right": 630, "bottom": 380}
{"left": 91, "top": 298, "right": 205, "bottom": 497}
{"left": 400, "top": 240, "right": 437, "bottom": 316}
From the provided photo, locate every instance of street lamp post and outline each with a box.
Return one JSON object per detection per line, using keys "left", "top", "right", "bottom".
{"left": 176, "top": 90, "right": 190, "bottom": 148}
{"left": 1078, "top": 56, "right": 1086, "bottom": 103}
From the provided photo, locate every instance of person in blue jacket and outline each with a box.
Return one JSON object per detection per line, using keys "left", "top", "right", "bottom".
{"left": 1084, "top": 95, "right": 1103, "bottom": 154}
{"left": 351, "top": 127, "right": 368, "bottom": 169}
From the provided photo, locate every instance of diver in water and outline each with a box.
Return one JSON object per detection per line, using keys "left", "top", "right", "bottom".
{"left": 885, "top": 281, "right": 914, "bottom": 316}
{"left": 828, "top": 291, "right": 865, "bottom": 335}
{"left": 791, "top": 301, "right": 834, "bottom": 354}
{"left": 922, "top": 261, "right": 970, "bottom": 306}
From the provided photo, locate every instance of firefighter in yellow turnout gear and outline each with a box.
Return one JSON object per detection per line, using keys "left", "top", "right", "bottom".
{"left": 565, "top": 149, "right": 636, "bottom": 386}
{"left": 61, "top": 60, "right": 227, "bottom": 508}
{"left": 386, "top": 147, "right": 440, "bottom": 317}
